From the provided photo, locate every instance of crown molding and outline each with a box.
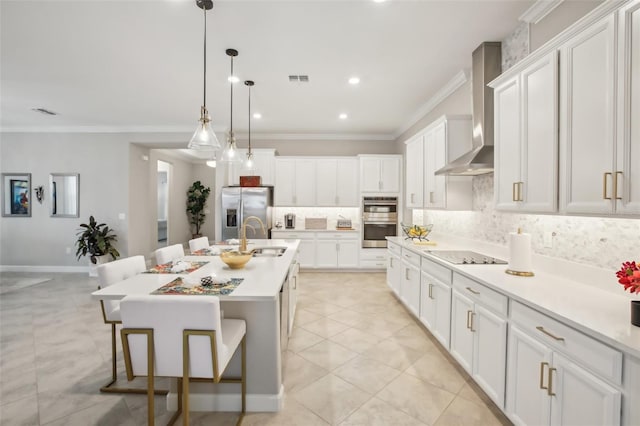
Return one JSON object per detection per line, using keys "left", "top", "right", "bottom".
{"left": 393, "top": 69, "right": 469, "bottom": 139}
{"left": 519, "top": 0, "right": 564, "bottom": 24}
{"left": 238, "top": 132, "right": 395, "bottom": 141}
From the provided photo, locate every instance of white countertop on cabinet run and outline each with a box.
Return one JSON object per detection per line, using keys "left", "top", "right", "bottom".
{"left": 272, "top": 228, "right": 359, "bottom": 232}
{"left": 92, "top": 239, "right": 299, "bottom": 302}
{"left": 388, "top": 235, "right": 640, "bottom": 359}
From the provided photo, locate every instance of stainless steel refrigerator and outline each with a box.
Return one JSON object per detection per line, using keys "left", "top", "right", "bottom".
{"left": 221, "top": 186, "right": 273, "bottom": 241}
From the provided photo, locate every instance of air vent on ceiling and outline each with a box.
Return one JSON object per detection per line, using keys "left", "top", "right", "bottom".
{"left": 289, "top": 75, "right": 309, "bottom": 82}
{"left": 32, "top": 108, "right": 58, "bottom": 116}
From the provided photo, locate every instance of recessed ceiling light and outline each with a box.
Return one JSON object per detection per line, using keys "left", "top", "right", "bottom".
{"left": 228, "top": 75, "right": 240, "bottom": 83}
{"left": 339, "top": 113, "right": 348, "bottom": 120}
{"left": 253, "top": 113, "right": 262, "bottom": 119}
{"left": 373, "top": 0, "right": 386, "bottom": 3}
{"left": 348, "top": 77, "right": 360, "bottom": 85}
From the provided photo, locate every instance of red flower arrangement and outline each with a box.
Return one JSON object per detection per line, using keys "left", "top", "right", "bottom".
{"left": 616, "top": 261, "right": 640, "bottom": 294}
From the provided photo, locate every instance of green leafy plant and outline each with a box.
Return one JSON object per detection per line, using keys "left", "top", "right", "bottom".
{"left": 186, "top": 181, "right": 211, "bottom": 237}
{"left": 75, "top": 215, "right": 120, "bottom": 264}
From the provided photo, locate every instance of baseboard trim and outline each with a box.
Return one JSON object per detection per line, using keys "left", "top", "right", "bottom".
{"left": 166, "top": 386, "right": 284, "bottom": 412}
{"left": 0, "top": 265, "right": 88, "bottom": 273}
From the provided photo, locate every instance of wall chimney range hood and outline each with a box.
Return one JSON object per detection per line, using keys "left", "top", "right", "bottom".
{"left": 435, "top": 42, "right": 502, "bottom": 176}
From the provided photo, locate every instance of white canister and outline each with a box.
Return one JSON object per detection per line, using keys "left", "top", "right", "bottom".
{"left": 506, "top": 228, "right": 534, "bottom": 277}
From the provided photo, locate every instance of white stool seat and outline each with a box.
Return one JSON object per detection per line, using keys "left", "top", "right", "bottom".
{"left": 188, "top": 236, "right": 210, "bottom": 253}
{"left": 155, "top": 244, "right": 185, "bottom": 265}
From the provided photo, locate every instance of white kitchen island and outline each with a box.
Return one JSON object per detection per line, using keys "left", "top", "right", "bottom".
{"left": 91, "top": 239, "right": 300, "bottom": 413}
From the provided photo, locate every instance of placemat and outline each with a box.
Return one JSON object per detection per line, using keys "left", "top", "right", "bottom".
{"left": 144, "top": 261, "right": 209, "bottom": 274}
{"left": 190, "top": 248, "right": 218, "bottom": 256}
{"left": 151, "top": 277, "right": 243, "bottom": 296}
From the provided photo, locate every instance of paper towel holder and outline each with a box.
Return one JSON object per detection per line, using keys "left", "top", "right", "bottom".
{"left": 505, "top": 228, "right": 535, "bottom": 277}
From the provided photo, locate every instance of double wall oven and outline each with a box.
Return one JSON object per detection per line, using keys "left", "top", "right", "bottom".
{"left": 362, "top": 196, "right": 398, "bottom": 248}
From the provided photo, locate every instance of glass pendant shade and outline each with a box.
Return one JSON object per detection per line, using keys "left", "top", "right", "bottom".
{"left": 188, "top": 108, "right": 221, "bottom": 151}
{"left": 221, "top": 132, "right": 242, "bottom": 163}
{"left": 245, "top": 151, "right": 255, "bottom": 171}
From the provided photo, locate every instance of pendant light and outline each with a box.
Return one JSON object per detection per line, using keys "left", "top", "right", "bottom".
{"left": 206, "top": 153, "right": 217, "bottom": 168}
{"left": 244, "top": 80, "right": 255, "bottom": 171}
{"left": 187, "top": 0, "right": 221, "bottom": 151}
{"left": 220, "top": 48, "right": 242, "bottom": 163}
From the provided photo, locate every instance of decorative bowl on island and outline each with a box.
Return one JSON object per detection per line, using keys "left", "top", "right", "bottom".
{"left": 401, "top": 223, "right": 433, "bottom": 241}
{"left": 219, "top": 250, "right": 253, "bottom": 269}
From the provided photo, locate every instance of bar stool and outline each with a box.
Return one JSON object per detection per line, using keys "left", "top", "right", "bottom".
{"left": 188, "top": 236, "right": 210, "bottom": 253}
{"left": 120, "top": 294, "right": 247, "bottom": 426}
{"left": 155, "top": 244, "right": 185, "bottom": 265}
{"left": 96, "top": 255, "right": 166, "bottom": 395}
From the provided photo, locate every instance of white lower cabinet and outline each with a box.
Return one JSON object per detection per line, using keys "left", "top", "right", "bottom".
{"left": 419, "top": 257, "right": 452, "bottom": 349}
{"left": 507, "top": 301, "right": 622, "bottom": 426}
{"left": 316, "top": 237, "right": 359, "bottom": 268}
{"left": 450, "top": 274, "right": 507, "bottom": 409}
{"left": 272, "top": 232, "right": 316, "bottom": 268}
{"left": 387, "top": 251, "right": 402, "bottom": 296}
{"left": 400, "top": 249, "right": 421, "bottom": 317}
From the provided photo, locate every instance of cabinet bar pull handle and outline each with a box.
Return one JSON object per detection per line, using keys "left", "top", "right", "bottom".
{"left": 293, "top": 276, "right": 297, "bottom": 289}
{"left": 428, "top": 283, "right": 434, "bottom": 299}
{"left": 411, "top": 193, "right": 415, "bottom": 204}
{"left": 539, "top": 362, "right": 549, "bottom": 390}
{"left": 615, "top": 171, "right": 623, "bottom": 200}
{"left": 430, "top": 191, "right": 435, "bottom": 204}
{"left": 389, "top": 258, "right": 393, "bottom": 268}
{"left": 466, "top": 310, "right": 472, "bottom": 329}
{"left": 548, "top": 367, "right": 557, "bottom": 396}
{"left": 603, "top": 172, "right": 612, "bottom": 200}
{"left": 405, "top": 268, "right": 410, "bottom": 280}
{"left": 513, "top": 182, "right": 517, "bottom": 201}
{"left": 466, "top": 286, "right": 480, "bottom": 295}
{"left": 536, "top": 326, "right": 565, "bottom": 342}
{"left": 469, "top": 311, "right": 476, "bottom": 332}
{"left": 518, "top": 182, "right": 524, "bottom": 201}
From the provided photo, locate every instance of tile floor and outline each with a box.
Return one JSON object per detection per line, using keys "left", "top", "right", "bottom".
{"left": 0, "top": 271, "right": 511, "bottom": 425}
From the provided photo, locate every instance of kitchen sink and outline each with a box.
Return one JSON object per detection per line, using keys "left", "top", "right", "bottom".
{"left": 252, "top": 246, "right": 287, "bottom": 257}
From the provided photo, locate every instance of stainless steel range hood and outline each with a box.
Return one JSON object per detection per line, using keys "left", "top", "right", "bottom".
{"left": 435, "top": 42, "right": 502, "bottom": 176}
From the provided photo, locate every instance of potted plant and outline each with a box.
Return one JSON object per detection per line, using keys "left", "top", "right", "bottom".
{"left": 186, "top": 180, "right": 211, "bottom": 238}
{"left": 75, "top": 215, "right": 120, "bottom": 268}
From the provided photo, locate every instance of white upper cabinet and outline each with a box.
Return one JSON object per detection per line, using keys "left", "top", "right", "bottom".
{"left": 405, "top": 135, "right": 424, "bottom": 208}
{"left": 559, "top": 15, "right": 617, "bottom": 214}
{"left": 359, "top": 155, "right": 402, "bottom": 193}
{"left": 316, "top": 158, "right": 358, "bottom": 206}
{"left": 228, "top": 149, "right": 276, "bottom": 186}
{"left": 616, "top": 0, "right": 640, "bottom": 214}
{"left": 493, "top": 51, "right": 558, "bottom": 213}
{"left": 274, "top": 158, "right": 316, "bottom": 206}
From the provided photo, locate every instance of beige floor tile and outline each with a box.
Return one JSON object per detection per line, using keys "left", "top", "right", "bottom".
{"left": 327, "top": 309, "right": 372, "bottom": 327}
{"left": 293, "top": 374, "right": 372, "bottom": 425}
{"left": 298, "top": 340, "right": 359, "bottom": 371}
{"left": 294, "top": 308, "right": 324, "bottom": 326}
{"left": 328, "top": 327, "right": 381, "bottom": 354}
{"left": 303, "top": 302, "right": 344, "bottom": 317}
{"left": 333, "top": 355, "right": 401, "bottom": 393}
{"left": 434, "top": 395, "right": 509, "bottom": 426}
{"left": 339, "top": 397, "right": 427, "bottom": 426}
{"left": 41, "top": 398, "right": 136, "bottom": 426}
{"left": 404, "top": 350, "right": 467, "bottom": 394}
{"left": 300, "top": 317, "right": 351, "bottom": 338}
{"left": 287, "top": 327, "right": 325, "bottom": 353}
{"left": 283, "top": 352, "right": 329, "bottom": 392}
{"left": 0, "top": 394, "right": 39, "bottom": 426}
{"left": 0, "top": 365, "right": 37, "bottom": 406}
{"left": 388, "top": 322, "right": 439, "bottom": 352}
{"left": 360, "top": 339, "right": 424, "bottom": 370}
{"left": 377, "top": 373, "right": 456, "bottom": 425}
{"left": 243, "top": 395, "right": 330, "bottom": 426}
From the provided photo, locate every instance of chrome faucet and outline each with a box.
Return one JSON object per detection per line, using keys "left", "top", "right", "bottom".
{"left": 240, "top": 216, "right": 266, "bottom": 252}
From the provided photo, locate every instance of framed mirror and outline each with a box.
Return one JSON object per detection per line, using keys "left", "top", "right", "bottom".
{"left": 2, "top": 173, "right": 31, "bottom": 217}
{"left": 50, "top": 173, "right": 79, "bottom": 218}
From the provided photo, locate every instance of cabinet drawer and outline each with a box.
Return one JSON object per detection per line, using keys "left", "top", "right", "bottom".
{"left": 510, "top": 300, "right": 622, "bottom": 385}
{"left": 316, "top": 232, "right": 358, "bottom": 240}
{"left": 271, "top": 231, "right": 315, "bottom": 240}
{"left": 421, "top": 257, "right": 452, "bottom": 285}
{"left": 453, "top": 273, "right": 508, "bottom": 316}
{"left": 388, "top": 241, "right": 401, "bottom": 256}
{"left": 401, "top": 248, "right": 421, "bottom": 268}
{"left": 360, "top": 259, "right": 387, "bottom": 269}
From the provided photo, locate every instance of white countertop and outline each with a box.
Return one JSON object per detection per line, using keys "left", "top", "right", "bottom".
{"left": 272, "top": 228, "right": 359, "bottom": 233}
{"left": 388, "top": 235, "right": 640, "bottom": 359}
{"left": 92, "top": 239, "right": 299, "bottom": 302}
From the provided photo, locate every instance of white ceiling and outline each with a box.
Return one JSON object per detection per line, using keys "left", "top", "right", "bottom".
{"left": 0, "top": 0, "right": 535, "bottom": 140}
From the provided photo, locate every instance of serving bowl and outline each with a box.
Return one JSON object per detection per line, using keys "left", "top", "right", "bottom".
{"left": 219, "top": 250, "right": 253, "bottom": 269}
{"left": 401, "top": 223, "right": 433, "bottom": 241}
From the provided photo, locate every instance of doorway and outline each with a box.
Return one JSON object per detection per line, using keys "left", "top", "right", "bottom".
{"left": 157, "top": 160, "right": 171, "bottom": 247}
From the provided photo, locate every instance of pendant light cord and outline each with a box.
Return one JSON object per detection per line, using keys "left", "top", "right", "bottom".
{"left": 248, "top": 84, "right": 251, "bottom": 152}
{"left": 230, "top": 56, "right": 234, "bottom": 132}
{"left": 202, "top": 6, "right": 207, "bottom": 109}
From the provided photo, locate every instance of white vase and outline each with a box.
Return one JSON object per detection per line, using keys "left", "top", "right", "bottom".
{"left": 89, "top": 254, "right": 111, "bottom": 277}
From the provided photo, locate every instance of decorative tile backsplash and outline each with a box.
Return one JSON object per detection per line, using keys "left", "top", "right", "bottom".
{"left": 273, "top": 207, "right": 360, "bottom": 230}
{"left": 413, "top": 175, "right": 639, "bottom": 272}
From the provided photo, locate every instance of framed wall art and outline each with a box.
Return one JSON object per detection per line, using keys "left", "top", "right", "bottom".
{"left": 2, "top": 173, "right": 31, "bottom": 217}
